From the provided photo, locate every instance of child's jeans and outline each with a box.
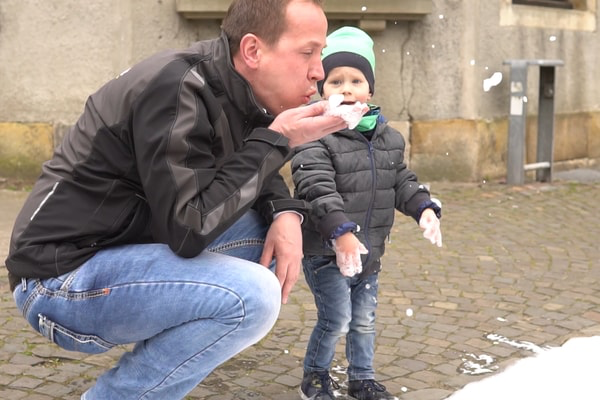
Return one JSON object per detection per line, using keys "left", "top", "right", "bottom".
{"left": 13, "top": 210, "right": 281, "bottom": 400}
{"left": 302, "top": 255, "right": 379, "bottom": 381}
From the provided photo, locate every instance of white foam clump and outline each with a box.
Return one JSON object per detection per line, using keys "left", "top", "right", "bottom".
{"left": 447, "top": 335, "right": 600, "bottom": 400}
{"left": 324, "top": 94, "right": 369, "bottom": 129}
{"left": 483, "top": 72, "right": 503, "bottom": 92}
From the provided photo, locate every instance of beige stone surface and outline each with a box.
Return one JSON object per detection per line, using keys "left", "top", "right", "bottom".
{"left": 0, "top": 123, "right": 53, "bottom": 180}
{"left": 1, "top": 0, "right": 599, "bottom": 182}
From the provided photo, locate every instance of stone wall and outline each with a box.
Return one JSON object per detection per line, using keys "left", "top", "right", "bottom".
{"left": 0, "top": 0, "right": 598, "bottom": 182}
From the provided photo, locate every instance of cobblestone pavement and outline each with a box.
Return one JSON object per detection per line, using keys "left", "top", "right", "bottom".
{"left": 1, "top": 176, "right": 599, "bottom": 399}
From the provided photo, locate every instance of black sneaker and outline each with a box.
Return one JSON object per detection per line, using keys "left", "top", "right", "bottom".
{"left": 298, "top": 371, "right": 340, "bottom": 400}
{"left": 347, "top": 379, "right": 399, "bottom": 400}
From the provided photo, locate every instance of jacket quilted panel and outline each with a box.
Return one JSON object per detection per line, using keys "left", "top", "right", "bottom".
{"left": 292, "top": 115, "right": 431, "bottom": 277}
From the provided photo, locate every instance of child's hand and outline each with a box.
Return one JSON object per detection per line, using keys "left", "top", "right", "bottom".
{"left": 332, "top": 232, "right": 369, "bottom": 277}
{"left": 419, "top": 209, "right": 443, "bottom": 247}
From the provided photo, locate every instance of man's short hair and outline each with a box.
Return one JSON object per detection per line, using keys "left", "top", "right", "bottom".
{"left": 222, "top": 0, "right": 324, "bottom": 56}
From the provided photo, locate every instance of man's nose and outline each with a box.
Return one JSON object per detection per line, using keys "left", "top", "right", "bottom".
{"left": 310, "top": 59, "right": 324, "bottom": 82}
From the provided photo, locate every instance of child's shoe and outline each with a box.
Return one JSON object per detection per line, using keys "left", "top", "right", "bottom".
{"left": 347, "top": 379, "right": 399, "bottom": 400}
{"left": 299, "top": 371, "right": 340, "bottom": 400}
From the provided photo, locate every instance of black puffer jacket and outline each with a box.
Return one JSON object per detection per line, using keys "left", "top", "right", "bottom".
{"left": 291, "top": 112, "right": 432, "bottom": 277}
{"left": 6, "top": 32, "right": 306, "bottom": 291}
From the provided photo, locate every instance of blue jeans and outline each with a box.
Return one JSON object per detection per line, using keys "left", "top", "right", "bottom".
{"left": 302, "top": 255, "right": 379, "bottom": 381}
{"left": 13, "top": 210, "right": 281, "bottom": 399}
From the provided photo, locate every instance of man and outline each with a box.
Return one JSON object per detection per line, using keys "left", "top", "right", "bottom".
{"left": 5, "top": 0, "right": 346, "bottom": 398}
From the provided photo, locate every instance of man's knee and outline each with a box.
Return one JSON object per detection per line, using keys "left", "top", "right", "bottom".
{"left": 241, "top": 267, "right": 281, "bottom": 336}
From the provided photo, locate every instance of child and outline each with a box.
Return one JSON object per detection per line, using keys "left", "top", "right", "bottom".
{"left": 292, "top": 26, "right": 443, "bottom": 400}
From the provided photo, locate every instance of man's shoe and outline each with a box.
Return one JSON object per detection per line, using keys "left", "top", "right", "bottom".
{"left": 347, "top": 379, "right": 399, "bottom": 400}
{"left": 298, "top": 371, "right": 340, "bottom": 400}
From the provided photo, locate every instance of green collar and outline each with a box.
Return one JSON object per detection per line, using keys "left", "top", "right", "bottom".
{"left": 356, "top": 105, "right": 380, "bottom": 132}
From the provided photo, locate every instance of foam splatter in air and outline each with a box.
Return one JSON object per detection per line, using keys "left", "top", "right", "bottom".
{"left": 483, "top": 72, "right": 503, "bottom": 92}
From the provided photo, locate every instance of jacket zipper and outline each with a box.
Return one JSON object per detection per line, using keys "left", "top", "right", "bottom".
{"left": 362, "top": 137, "right": 377, "bottom": 267}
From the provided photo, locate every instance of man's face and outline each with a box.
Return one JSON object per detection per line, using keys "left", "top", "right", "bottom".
{"left": 252, "top": 1, "right": 327, "bottom": 115}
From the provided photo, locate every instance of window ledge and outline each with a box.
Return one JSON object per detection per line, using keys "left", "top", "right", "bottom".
{"left": 175, "top": 0, "right": 432, "bottom": 31}
{"left": 500, "top": 0, "right": 597, "bottom": 31}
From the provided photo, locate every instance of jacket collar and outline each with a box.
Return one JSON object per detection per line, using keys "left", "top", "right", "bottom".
{"left": 210, "top": 32, "right": 274, "bottom": 127}
{"left": 334, "top": 105, "right": 385, "bottom": 139}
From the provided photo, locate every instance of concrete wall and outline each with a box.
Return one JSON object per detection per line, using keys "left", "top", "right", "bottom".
{"left": 1, "top": 0, "right": 599, "bottom": 182}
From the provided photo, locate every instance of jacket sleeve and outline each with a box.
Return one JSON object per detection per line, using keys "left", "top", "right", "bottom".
{"left": 251, "top": 170, "right": 310, "bottom": 223}
{"left": 390, "top": 128, "right": 432, "bottom": 221}
{"left": 131, "top": 63, "right": 292, "bottom": 257}
{"left": 291, "top": 141, "right": 352, "bottom": 240}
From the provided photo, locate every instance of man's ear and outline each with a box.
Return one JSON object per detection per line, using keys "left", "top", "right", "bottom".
{"left": 238, "top": 33, "right": 261, "bottom": 69}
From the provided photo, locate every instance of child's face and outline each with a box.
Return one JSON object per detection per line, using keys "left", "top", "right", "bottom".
{"left": 322, "top": 66, "right": 372, "bottom": 104}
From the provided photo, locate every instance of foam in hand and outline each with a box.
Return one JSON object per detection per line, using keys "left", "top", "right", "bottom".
{"left": 324, "top": 94, "right": 369, "bottom": 129}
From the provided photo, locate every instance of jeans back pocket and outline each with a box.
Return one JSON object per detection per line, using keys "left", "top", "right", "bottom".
{"left": 38, "top": 313, "right": 115, "bottom": 354}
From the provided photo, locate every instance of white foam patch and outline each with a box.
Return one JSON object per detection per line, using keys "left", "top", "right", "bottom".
{"left": 324, "top": 94, "right": 369, "bottom": 129}
{"left": 447, "top": 336, "right": 600, "bottom": 400}
{"left": 457, "top": 353, "right": 498, "bottom": 375}
{"left": 486, "top": 333, "right": 551, "bottom": 354}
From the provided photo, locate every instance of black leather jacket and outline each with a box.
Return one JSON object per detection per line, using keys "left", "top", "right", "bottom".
{"left": 6, "top": 32, "right": 306, "bottom": 290}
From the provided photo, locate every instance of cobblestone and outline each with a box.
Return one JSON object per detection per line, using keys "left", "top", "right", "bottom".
{"left": 1, "top": 175, "right": 599, "bottom": 399}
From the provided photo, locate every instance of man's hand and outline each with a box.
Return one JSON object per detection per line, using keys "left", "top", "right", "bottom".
{"left": 259, "top": 212, "right": 303, "bottom": 304}
{"left": 419, "top": 208, "right": 443, "bottom": 247}
{"left": 269, "top": 101, "right": 348, "bottom": 148}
